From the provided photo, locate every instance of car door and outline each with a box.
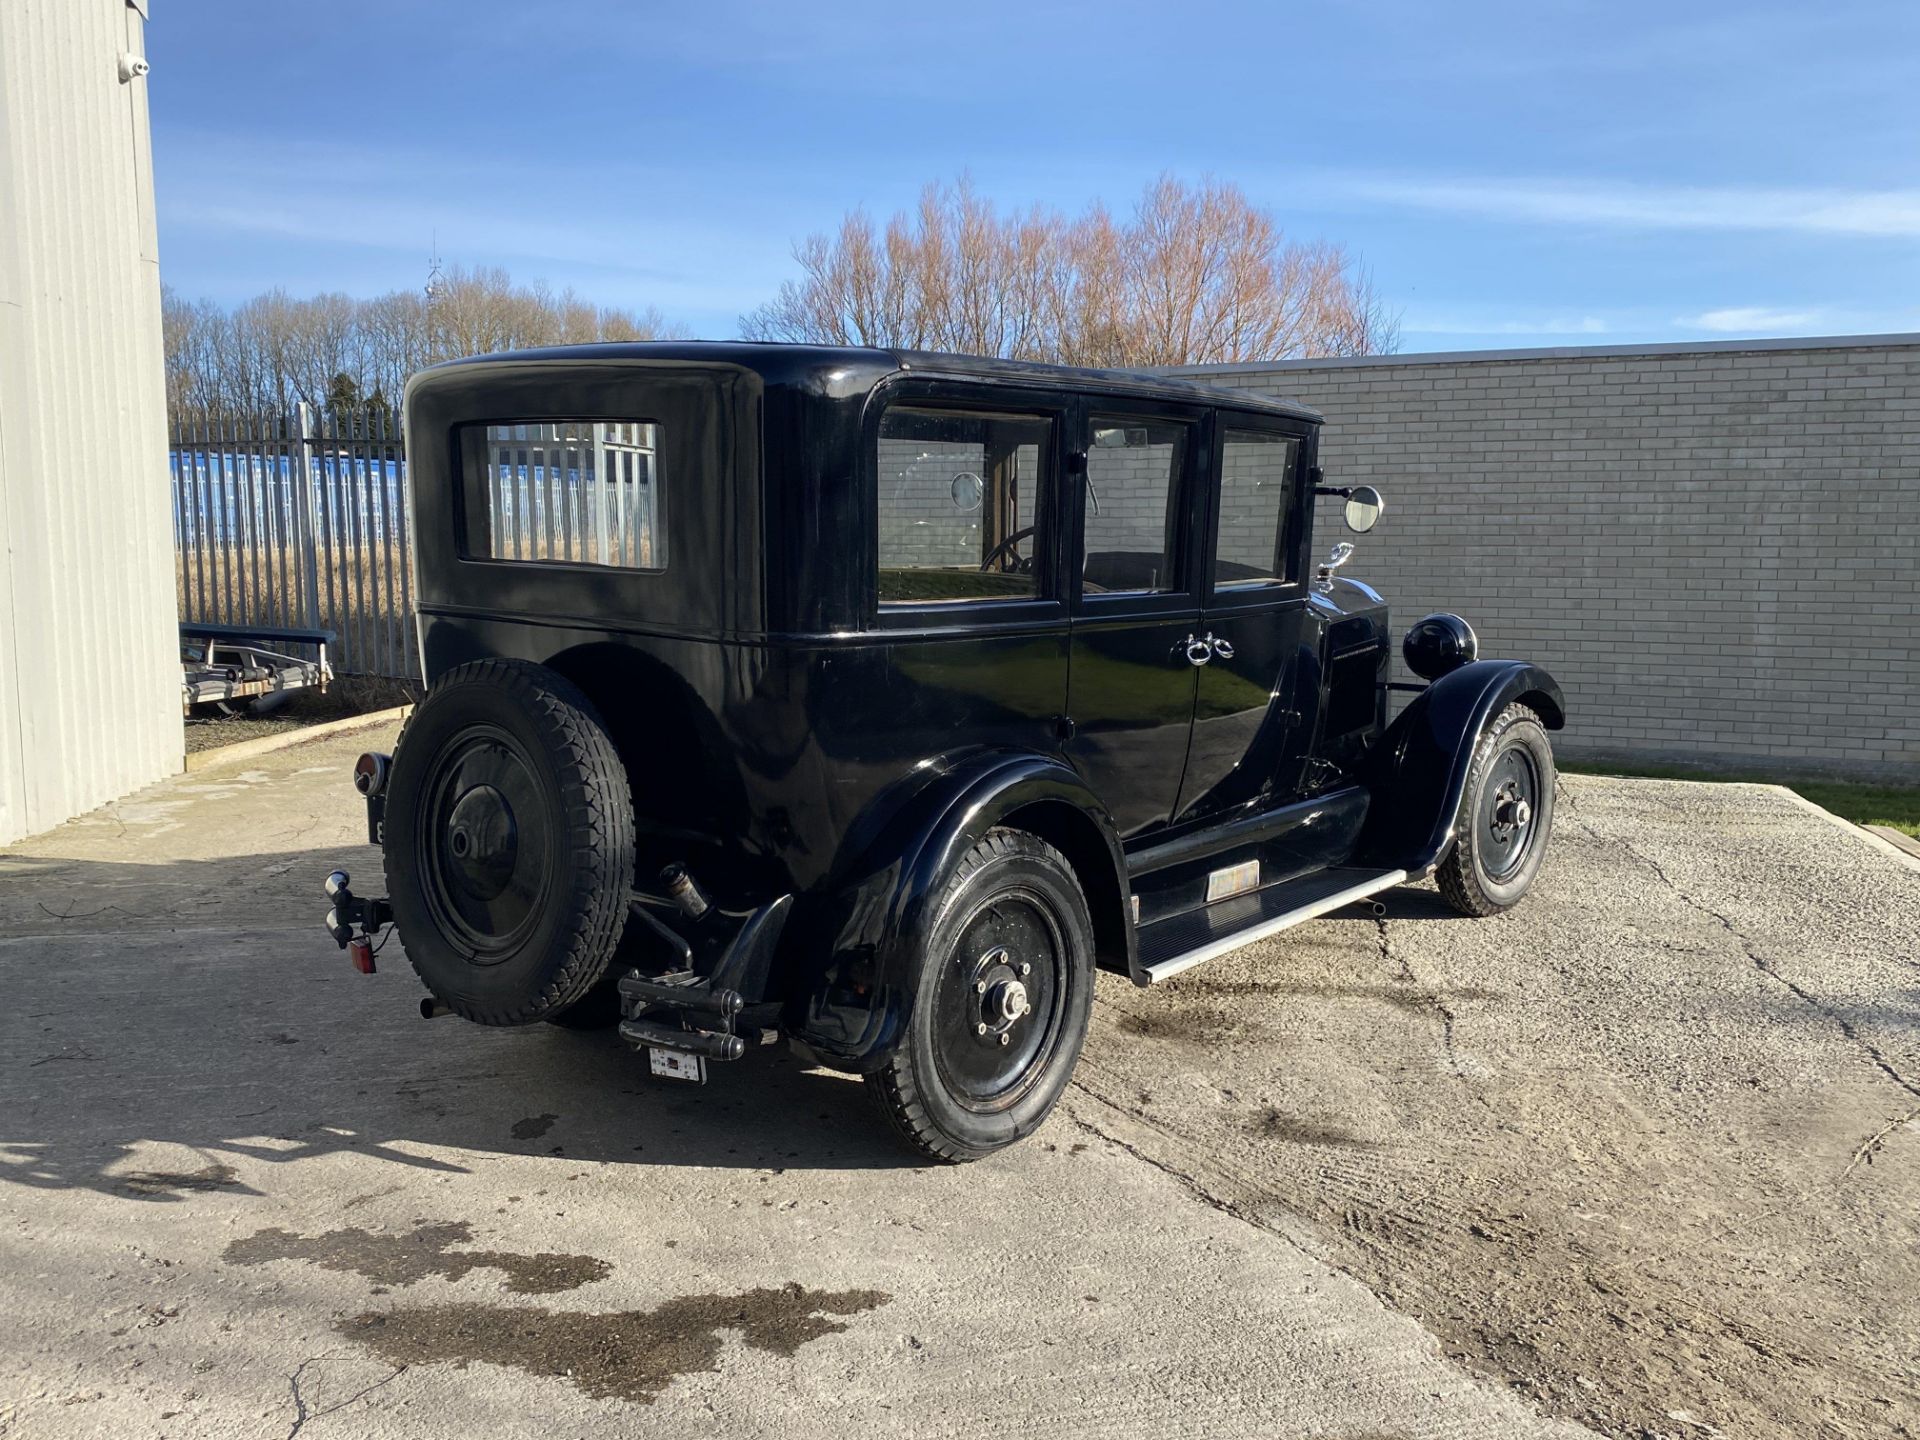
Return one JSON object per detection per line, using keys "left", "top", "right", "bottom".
{"left": 857, "top": 388, "right": 1071, "bottom": 790}
{"left": 1063, "top": 403, "right": 1206, "bottom": 842}
{"left": 1173, "top": 420, "right": 1315, "bottom": 825}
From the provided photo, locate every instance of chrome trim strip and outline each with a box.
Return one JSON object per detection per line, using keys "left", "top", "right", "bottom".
{"left": 1143, "top": 868, "right": 1409, "bottom": 984}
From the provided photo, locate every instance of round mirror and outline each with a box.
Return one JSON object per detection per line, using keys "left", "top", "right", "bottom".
{"left": 950, "top": 472, "right": 983, "bottom": 510}
{"left": 1343, "top": 485, "right": 1384, "bottom": 533}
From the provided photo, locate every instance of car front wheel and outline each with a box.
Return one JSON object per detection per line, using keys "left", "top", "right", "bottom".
{"left": 865, "top": 829, "right": 1095, "bottom": 1162}
{"left": 1435, "top": 701, "right": 1556, "bottom": 916}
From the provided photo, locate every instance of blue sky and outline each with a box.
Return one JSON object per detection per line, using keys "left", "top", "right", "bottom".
{"left": 148, "top": 1, "right": 1920, "bottom": 352}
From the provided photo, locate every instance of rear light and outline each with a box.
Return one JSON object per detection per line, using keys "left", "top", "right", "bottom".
{"left": 349, "top": 936, "right": 376, "bottom": 974}
{"left": 353, "top": 752, "right": 390, "bottom": 798}
{"left": 324, "top": 906, "right": 353, "bottom": 946}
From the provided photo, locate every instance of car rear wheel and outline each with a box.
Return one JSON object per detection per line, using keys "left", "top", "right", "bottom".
{"left": 864, "top": 829, "right": 1095, "bottom": 1162}
{"left": 384, "top": 659, "right": 634, "bottom": 1025}
{"left": 1436, "top": 701, "right": 1555, "bottom": 917}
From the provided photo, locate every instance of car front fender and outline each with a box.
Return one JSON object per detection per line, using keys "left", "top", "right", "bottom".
{"left": 782, "top": 748, "right": 1129, "bottom": 1071}
{"left": 1356, "top": 661, "right": 1566, "bottom": 875}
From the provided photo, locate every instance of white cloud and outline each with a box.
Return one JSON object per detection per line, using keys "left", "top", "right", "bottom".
{"left": 1677, "top": 306, "right": 1822, "bottom": 333}
{"left": 1403, "top": 314, "right": 1610, "bottom": 337}
{"left": 1338, "top": 176, "right": 1920, "bottom": 238}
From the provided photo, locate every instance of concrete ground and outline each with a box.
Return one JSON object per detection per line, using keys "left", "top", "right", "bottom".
{"left": 2, "top": 724, "right": 1915, "bottom": 1440}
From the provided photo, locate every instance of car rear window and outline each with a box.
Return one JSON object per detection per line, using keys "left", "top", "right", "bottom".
{"left": 458, "top": 420, "right": 665, "bottom": 570}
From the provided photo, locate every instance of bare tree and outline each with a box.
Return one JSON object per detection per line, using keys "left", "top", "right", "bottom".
{"left": 743, "top": 174, "right": 1399, "bottom": 365}
{"left": 161, "top": 267, "right": 688, "bottom": 416}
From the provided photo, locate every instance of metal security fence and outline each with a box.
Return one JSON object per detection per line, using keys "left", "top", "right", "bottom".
{"left": 170, "top": 403, "right": 416, "bottom": 679}
{"left": 469, "top": 420, "right": 662, "bottom": 569}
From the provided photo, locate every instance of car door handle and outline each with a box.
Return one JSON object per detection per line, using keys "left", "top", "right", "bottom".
{"left": 1210, "top": 635, "right": 1235, "bottom": 660}
{"left": 1176, "top": 634, "right": 1212, "bottom": 667}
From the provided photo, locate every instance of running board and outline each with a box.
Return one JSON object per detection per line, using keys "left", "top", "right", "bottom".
{"left": 1137, "top": 866, "right": 1408, "bottom": 984}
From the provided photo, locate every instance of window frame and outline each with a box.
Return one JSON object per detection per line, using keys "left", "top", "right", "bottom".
{"left": 1201, "top": 416, "right": 1314, "bottom": 611}
{"left": 1072, "top": 400, "right": 1208, "bottom": 621}
{"left": 864, "top": 380, "right": 1069, "bottom": 632}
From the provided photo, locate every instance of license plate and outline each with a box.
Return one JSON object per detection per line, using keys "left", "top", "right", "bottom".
{"left": 648, "top": 1047, "right": 706, "bottom": 1084}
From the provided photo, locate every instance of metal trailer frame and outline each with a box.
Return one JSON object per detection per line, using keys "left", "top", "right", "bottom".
{"left": 180, "top": 622, "right": 335, "bottom": 716}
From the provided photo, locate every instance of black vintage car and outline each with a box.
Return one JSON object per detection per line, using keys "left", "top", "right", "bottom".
{"left": 323, "top": 343, "right": 1564, "bottom": 1161}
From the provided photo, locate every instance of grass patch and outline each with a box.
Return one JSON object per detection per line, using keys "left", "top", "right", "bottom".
{"left": 1563, "top": 761, "right": 1920, "bottom": 838}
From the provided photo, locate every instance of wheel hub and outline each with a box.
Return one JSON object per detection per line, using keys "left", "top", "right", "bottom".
{"left": 969, "top": 945, "right": 1033, "bottom": 1048}
{"left": 992, "top": 978, "right": 1030, "bottom": 1023}
{"left": 931, "top": 888, "right": 1067, "bottom": 1111}
{"left": 1492, "top": 790, "right": 1532, "bottom": 833}
{"left": 445, "top": 783, "right": 519, "bottom": 899}
{"left": 1479, "top": 746, "right": 1543, "bottom": 882}
{"left": 414, "top": 723, "right": 556, "bottom": 963}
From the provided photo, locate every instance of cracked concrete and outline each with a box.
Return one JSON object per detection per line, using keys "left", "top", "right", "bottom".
{"left": 1087, "top": 774, "right": 1920, "bottom": 1439}
{"left": 3, "top": 723, "right": 1916, "bottom": 1438}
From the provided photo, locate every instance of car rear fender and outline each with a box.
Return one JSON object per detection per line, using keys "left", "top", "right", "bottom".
{"left": 783, "top": 749, "right": 1129, "bottom": 1071}
{"left": 1357, "top": 660, "right": 1566, "bottom": 875}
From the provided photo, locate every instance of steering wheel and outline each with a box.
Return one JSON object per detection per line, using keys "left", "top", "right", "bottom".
{"left": 979, "top": 525, "right": 1037, "bottom": 573}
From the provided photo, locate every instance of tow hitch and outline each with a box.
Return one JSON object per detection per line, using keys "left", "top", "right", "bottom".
{"left": 319, "top": 749, "right": 395, "bottom": 971}
{"left": 323, "top": 870, "right": 391, "bottom": 973}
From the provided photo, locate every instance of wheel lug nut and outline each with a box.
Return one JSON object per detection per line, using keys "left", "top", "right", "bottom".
{"left": 1019, "top": 963, "right": 1030, "bottom": 976}
{"left": 999, "top": 1033, "right": 1010, "bottom": 1046}
{"left": 976, "top": 1022, "right": 987, "bottom": 1036}
{"left": 975, "top": 980, "right": 986, "bottom": 993}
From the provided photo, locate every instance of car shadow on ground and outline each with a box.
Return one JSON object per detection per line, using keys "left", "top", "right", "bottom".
{"left": 0, "top": 850, "right": 927, "bottom": 1204}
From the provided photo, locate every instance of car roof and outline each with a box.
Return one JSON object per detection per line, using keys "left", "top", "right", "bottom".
{"left": 418, "top": 341, "right": 1322, "bottom": 424}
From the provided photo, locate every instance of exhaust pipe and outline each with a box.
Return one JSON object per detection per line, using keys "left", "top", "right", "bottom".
{"left": 420, "top": 998, "right": 451, "bottom": 1020}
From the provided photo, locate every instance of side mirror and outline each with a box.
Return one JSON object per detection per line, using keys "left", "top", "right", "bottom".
{"left": 1343, "top": 485, "right": 1384, "bottom": 534}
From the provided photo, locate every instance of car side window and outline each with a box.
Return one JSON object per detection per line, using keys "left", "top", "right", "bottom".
{"left": 1083, "top": 418, "right": 1190, "bottom": 595}
{"left": 1214, "top": 429, "right": 1301, "bottom": 588}
{"left": 877, "top": 406, "right": 1051, "bottom": 605}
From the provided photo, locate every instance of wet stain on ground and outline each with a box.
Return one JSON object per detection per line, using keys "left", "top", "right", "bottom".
{"left": 1178, "top": 978, "right": 1501, "bottom": 1013}
{"left": 117, "top": 1163, "right": 242, "bottom": 1198}
{"left": 1249, "top": 1108, "right": 1381, "bottom": 1149}
{"left": 1118, "top": 1004, "right": 1242, "bottom": 1042}
{"left": 339, "top": 1283, "right": 890, "bottom": 1402}
{"left": 224, "top": 1220, "right": 610, "bottom": 1294}
{"left": 510, "top": 1113, "right": 558, "bottom": 1141}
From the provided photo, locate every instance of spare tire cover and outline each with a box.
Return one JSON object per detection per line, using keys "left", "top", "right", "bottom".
{"left": 383, "top": 658, "right": 633, "bottom": 1025}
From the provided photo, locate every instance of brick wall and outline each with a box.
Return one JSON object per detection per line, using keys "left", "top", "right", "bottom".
{"left": 1172, "top": 336, "right": 1920, "bottom": 782}
{"left": 877, "top": 437, "right": 992, "bottom": 569}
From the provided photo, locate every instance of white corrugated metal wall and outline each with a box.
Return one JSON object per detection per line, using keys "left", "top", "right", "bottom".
{"left": 0, "top": 0, "right": 179, "bottom": 845}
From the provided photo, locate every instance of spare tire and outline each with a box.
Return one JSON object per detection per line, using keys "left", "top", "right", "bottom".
{"left": 383, "top": 658, "right": 634, "bottom": 1025}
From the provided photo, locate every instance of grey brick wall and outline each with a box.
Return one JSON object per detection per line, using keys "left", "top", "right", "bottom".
{"left": 1173, "top": 336, "right": 1920, "bottom": 782}
{"left": 877, "top": 437, "right": 994, "bottom": 569}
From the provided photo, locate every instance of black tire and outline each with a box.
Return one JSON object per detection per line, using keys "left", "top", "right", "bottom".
{"left": 1436, "top": 701, "right": 1555, "bottom": 917}
{"left": 544, "top": 972, "right": 625, "bottom": 1031}
{"left": 384, "top": 659, "right": 634, "bottom": 1025}
{"left": 864, "top": 829, "right": 1095, "bottom": 1163}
